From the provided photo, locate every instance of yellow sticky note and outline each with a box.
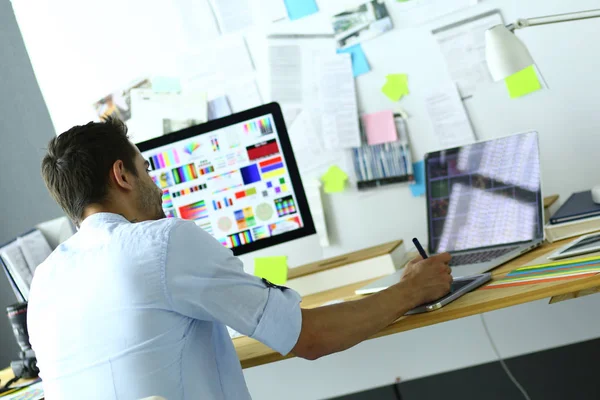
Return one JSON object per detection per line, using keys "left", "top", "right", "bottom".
{"left": 321, "top": 165, "right": 348, "bottom": 194}
{"left": 254, "top": 256, "right": 288, "bottom": 285}
{"left": 505, "top": 66, "right": 541, "bottom": 98}
{"left": 381, "top": 74, "right": 409, "bottom": 102}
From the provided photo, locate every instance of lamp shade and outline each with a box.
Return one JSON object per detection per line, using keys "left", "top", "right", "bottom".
{"left": 485, "top": 24, "right": 535, "bottom": 81}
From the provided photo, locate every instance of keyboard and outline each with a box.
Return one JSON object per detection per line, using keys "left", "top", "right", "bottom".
{"left": 449, "top": 246, "right": 519, "bottom": 267}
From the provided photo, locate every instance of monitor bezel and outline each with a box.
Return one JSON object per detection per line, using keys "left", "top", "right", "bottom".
{"left": 424, "top": 131, "right": 544, "bottom": 255}
{"left": 136, "top": 102, "right": 316, "bottom": 256}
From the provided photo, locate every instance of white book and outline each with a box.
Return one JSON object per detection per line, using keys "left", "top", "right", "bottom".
{"left": 287, "top": 241, "right": 407, "bottom": 297}
{"left": 17, "top": 230, "right": 52, "bottom": 275}
{"left": 0, "top": 241, "right": 32, "bottom": 300}
{"left": 545, "top": 215, "right": 600, "bottom": 243}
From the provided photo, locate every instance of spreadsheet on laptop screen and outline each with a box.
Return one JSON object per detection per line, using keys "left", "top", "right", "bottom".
{"left": 426, "top": 131, "right": 543, "bottom": 254}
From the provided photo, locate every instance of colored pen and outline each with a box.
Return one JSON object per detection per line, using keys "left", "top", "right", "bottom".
{"left": 412, "top": 238, "right": 428, "bottom": 259}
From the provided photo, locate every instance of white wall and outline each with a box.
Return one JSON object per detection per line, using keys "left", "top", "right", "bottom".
{"left": 11, "top": 0, "right": 600, "bottom": 398}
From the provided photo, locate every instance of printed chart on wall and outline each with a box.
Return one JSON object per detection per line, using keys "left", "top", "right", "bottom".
{"left": 141, "top": 114, "right": 305, "bottom": 250}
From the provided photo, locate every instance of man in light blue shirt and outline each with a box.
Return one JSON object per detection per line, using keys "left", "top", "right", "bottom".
{"left": 28, "top": 118, "right": 452, "bottom": 399}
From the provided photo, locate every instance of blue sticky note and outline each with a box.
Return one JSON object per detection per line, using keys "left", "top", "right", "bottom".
{"left": 151, "top": 76, "right": 181, "bottom": 93}
{"left": 409, "top": 161, "right": 425, "bottom": 197}
{"left": 337, "top": 44, "right": 370, "bottom": 77}
{"left": 284, "top": 0, "right": 319, "bottom": 21}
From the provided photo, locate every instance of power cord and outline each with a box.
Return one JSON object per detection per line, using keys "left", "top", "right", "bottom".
{"left": 480, "top": 314, "right": 532, "bottom": 400}
{"left": 392, "top": 381, "right": 404, "bottom": 400}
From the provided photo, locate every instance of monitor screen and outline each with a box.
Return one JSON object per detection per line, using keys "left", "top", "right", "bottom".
{"left": 137, "top": 103, "right": 315, "bottom": 256}
{"left": 425, "top": 131, "right": 543, "bottom": 254}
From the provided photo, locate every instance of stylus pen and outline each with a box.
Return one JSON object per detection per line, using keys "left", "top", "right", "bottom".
{"left": 412, "top": 238, "right": 428, "bottom": 259}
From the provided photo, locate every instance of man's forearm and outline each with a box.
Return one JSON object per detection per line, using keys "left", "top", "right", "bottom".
{"left": 292, "top": 282, "right": 418, "bottom": 360}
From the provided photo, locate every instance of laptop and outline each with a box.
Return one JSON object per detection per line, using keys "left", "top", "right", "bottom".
{"left": 356, "top": 131, "right": 545, "bottom": 294}
{"left": 426, "top": 131, "right": 544, "bottom": 277}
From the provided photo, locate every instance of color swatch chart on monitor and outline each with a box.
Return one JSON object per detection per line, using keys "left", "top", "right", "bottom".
{"left": 143, "top": 114, "right": 304, "bottom": 249}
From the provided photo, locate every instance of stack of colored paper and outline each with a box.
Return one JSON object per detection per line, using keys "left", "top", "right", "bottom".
{"left": 485, "top": 256, "right": 600, "bottom": 289}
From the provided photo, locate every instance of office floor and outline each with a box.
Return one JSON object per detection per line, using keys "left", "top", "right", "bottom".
{"left": 330, "top": 337, "right": 600, "bottom": 400}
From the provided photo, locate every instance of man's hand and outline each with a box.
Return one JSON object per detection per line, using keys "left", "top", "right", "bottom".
{"left": 396, "top": 253, "right": 453, "bottom": 308}
{"left": 292, "top": 252, "right": 453, "bottom": 361}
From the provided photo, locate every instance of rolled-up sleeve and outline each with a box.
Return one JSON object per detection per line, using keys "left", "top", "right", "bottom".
{"left": 163, "top": 220, "right": 302, "bottom": 355}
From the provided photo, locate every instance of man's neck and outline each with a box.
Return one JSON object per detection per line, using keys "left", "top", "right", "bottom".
{"left": 82, "top": 205, "right": 139, "bottom": 223}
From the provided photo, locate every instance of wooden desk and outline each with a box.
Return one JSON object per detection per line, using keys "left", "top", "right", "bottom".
{"left": 234, "top": 239, "right": 600, "bottom": 369}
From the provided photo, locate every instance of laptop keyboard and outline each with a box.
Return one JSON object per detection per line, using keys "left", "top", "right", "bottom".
{"left": 449, "top": 246, "right": 519, "bottom": 267}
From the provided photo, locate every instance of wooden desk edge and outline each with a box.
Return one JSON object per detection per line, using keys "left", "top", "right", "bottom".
{"left": 237, "top": 236, "right": 600, "bottom": 369}
{"left": 238, "top": 273, "right": 600, "bottom": 369}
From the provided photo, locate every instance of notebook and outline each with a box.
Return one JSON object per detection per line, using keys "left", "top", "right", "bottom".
{"left": 550, "top": 190, "right": 600, "bottom": 225}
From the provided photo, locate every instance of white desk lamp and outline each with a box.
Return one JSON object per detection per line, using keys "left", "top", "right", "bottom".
{"left": 486, "top": 8, "right": 600, "bottom": 205}
{"left": 485, "top": 9, "right": 600, "bottom": 81}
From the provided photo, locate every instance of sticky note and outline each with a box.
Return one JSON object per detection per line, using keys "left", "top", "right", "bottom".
{"left": 337, "top": 44, "right": 370, "bottom": 77}
{"left": 409, "top": 161, "right": 425, "bottom": 197}
{"left": 381, "top": 74, "right": 409, "bottom": 102}
{"left": 254, "top": 256, "right": 288, "bottom": 285}
{"left": 321, "top": 165, "right": 348, "bottom": 193}
{"left": 151, "top": 76, "right": 182, "bottom": 93}
{"left": 505, "top": 65, "right": 541, "bottom": 98}
{"left": 284, "top": 0, "right": 319, "bottom": 21}
{"left": 362, "top": 110, "right": 397, "bottom": 145}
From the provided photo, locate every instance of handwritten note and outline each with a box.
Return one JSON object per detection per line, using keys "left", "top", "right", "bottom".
{"left": 409, "top": 161, "right": 425, "bottom": 197}
{"left": 381, "top": 74, "right": 409, "bottom": 102}
{"left": 284, "top": 0, "right": 319, "bottom": 21}
{"left": 336, "top": 44, "right": 370, "bottom": 77}
{"left": 321, "top": 165, "right": 348, "bottom": 194}
{"left": 319, "top": 54, "right": 361, "bottom": 149}
{"left": 424, "top": 82, "right": 476, "bottom": 148}
{"left": 505, "top": 65, "right": 541, "bottom": 98}
{"left": 362, "top": 110, "right": 397, "bottom": 145}
{"left": 254, "top": 256, "right": 288, "bottom": 285}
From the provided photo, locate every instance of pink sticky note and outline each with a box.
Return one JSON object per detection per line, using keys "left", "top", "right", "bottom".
{"left": 361, "top": 110, "right": 397, "bottom": 145}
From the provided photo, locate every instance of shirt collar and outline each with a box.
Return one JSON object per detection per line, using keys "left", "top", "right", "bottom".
{"left": 79, "top": 212, "right": 129, "bottom": 229}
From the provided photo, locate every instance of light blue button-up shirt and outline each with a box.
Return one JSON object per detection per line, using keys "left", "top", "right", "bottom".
{"left": 28, "top": 213, "right": 302, "bottom": 399}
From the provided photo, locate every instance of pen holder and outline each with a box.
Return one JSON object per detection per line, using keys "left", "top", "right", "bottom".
{"left": 353, "top": 114, "right": 415, "bottom": 190}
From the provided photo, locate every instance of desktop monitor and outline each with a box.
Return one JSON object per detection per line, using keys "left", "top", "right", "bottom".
{"left": 137, "top": 102, "right": 318, "bottom": 267}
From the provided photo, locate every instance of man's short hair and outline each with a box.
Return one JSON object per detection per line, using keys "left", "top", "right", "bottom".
{"left": 41, "top": 118, "right": 138, "bottom": 224}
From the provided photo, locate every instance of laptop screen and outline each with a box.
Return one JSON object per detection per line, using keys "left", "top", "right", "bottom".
{"left": 425, "top": 131, "right": 543, "bottom": 254}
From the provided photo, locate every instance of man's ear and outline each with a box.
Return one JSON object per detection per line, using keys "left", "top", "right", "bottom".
{"left": 111, "top": 160, "right": 135, "bottom": 191}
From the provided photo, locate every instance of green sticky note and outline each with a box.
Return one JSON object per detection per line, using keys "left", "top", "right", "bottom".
{"left": 254, "top": 256, "right": 288, "bottom": 285}
{"left": 321, "top": 165, "right": 348, "bottom": 193}
{"left": 381, "top": 74, "right": 409, "bottom": 102}
{"left": 505, "top": 66, "right": 541, "bottom": 98}
{"left": 387, "top": 73, "right": 408, "bottom": 84}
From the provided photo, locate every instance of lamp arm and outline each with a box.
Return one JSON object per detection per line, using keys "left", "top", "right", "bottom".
{"left": 507, "top": 8, "right": 600, "bottom": 31}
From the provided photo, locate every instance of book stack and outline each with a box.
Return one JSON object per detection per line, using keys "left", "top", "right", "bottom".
{"left": 545, "top": 191, "right": 600, "bottom": 243}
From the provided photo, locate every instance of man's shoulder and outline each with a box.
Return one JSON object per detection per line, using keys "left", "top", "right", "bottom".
{"left": 130, "top": 217, "right": 189, "bottom": 236}
{"left": 130, "top": 218, "right": 207, "bottom": 247}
